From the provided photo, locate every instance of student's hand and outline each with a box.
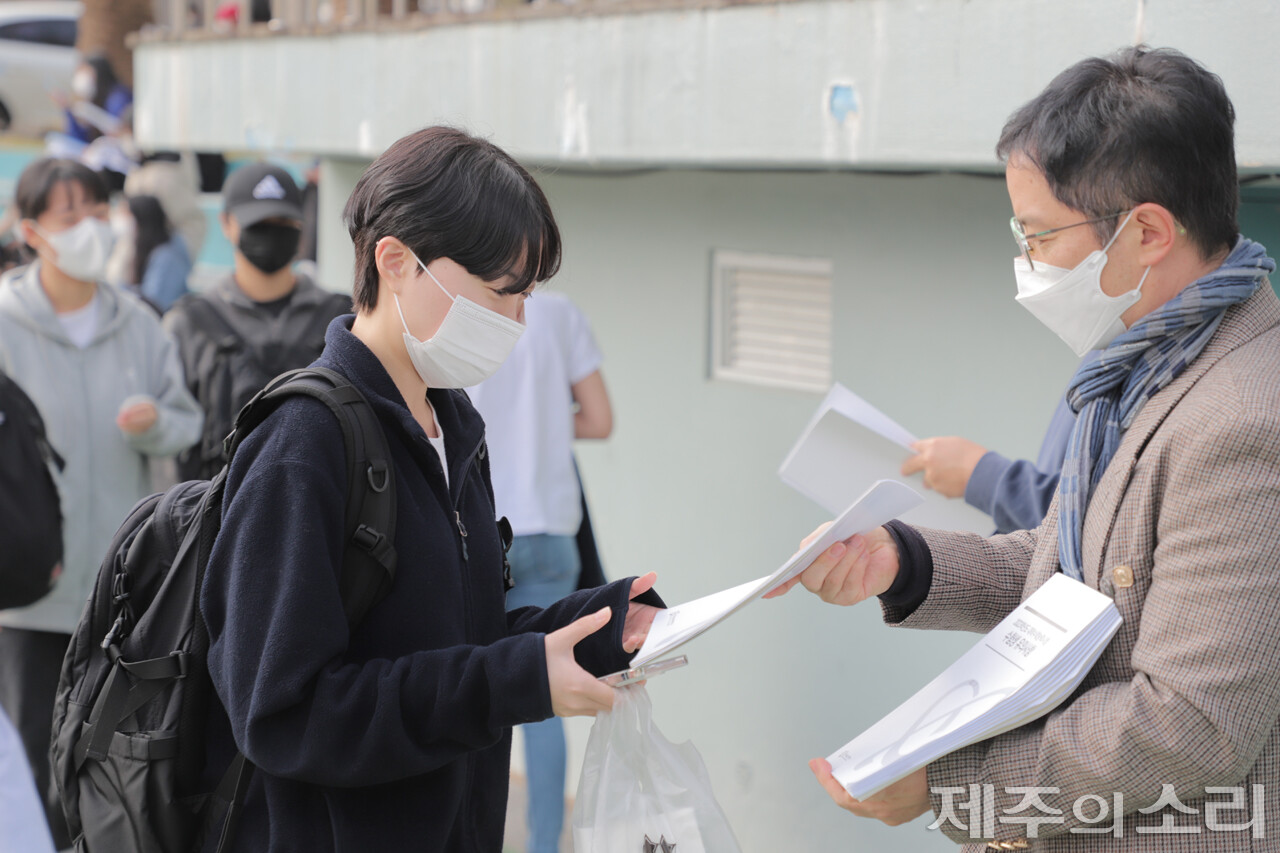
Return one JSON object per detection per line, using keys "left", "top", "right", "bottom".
{"left": 763, "top": 525, "right": 899, "bottom": 606}
{"left": 622, "top": 572, "right": 660, "bottom": 653}
{"left": 545, "top": 607, "right": 617, "bottom": 717}
{"left": 809, "top": 759, "right": 930, "bottom": 825}
{"left": 901, "top": 437, "right": 987, "bottom": 498}
{"left": 117, "top": 401, "right": 158, "bottom": 435}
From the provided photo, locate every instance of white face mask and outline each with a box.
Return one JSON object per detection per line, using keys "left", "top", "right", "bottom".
{"left": 1013, "top": 210, "right": 1151, "bottom": 357}
{"left": 35, "top": 217, "right": 117, "bottom": 283}
{"left": 392, "top": 254, "right": 525, "bottom": 389}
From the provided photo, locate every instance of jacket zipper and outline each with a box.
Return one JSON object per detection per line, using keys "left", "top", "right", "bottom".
{"left": 454, "top": 511, "right": 468, "bottom": 562}
{"left": 453, "top": 468, "right": 477, "bottom": 643}
{"left": 449, "top": 443, "right": 484, "bottom": 848}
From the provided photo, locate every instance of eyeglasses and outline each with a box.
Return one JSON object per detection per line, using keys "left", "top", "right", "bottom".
{"left": 1009, "top": 211, "right": 1128, "bottom": 270}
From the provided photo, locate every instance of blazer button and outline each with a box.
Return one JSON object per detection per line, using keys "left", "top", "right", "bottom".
{"left": 1112, "top": 565, "right": 1134, "bottom": 588}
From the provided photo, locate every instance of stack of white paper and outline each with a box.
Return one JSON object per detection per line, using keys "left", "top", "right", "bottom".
{"left": 779, "top": 384, "right": 993, "bottom": 534}
{"left": 827, "top": 574, "right": 1122, "bottom": 800}
{"left": 630, "top": 480, "right": 924, "bottom": 668}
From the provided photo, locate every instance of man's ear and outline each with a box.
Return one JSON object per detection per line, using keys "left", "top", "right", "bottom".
{"left": 374, "top": 236, "right": 419, "bottom": 294}
{"left": 219, "top": 212, "right": 236, "bottom": 243}
{"left": 1132, "top": 203, "right": 1178, "bottom": 268}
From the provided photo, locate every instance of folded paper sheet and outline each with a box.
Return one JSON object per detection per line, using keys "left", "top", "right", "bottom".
{"left": 631, "top": 480, "right": 924, "bottom": 667}
{"left": 779, "top": 384, "right": 993, "bottom": 534}
{"left": 826, "top": 574, "right": 1122, "bottom": 799}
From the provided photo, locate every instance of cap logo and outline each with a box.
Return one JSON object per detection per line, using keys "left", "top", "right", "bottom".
{"left": 252, "top": 175, "right": 287, "bottom": 200}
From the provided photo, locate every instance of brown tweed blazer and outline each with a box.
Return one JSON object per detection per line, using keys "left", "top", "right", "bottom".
{"left": 886, "top": 284, "right": 1280, "bottom": 851}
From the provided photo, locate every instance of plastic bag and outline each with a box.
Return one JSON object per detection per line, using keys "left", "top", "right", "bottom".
{"left": 573, "top": 684, "right": 743, "bottom": 853}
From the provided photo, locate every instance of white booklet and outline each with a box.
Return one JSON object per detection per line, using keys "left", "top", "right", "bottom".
{"left": 826, "top": 573, "right": 1122, "bottom": 799}
{"left": 631, "top": 480, "right": 924, "bottom": 667}
{"left": 779, "top": 383, "right": 993, "bottom": 534}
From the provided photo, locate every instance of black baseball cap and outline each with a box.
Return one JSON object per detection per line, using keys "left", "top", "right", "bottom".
{"left": 222, "top": 162, "right": 303, "bottom": 227}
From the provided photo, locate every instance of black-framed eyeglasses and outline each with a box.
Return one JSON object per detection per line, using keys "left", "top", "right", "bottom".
{"left": 1009, "top": 211, "right": 1128, "bottom": 270}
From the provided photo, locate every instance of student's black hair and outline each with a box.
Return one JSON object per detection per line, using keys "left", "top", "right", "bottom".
{"left": 343, "top": 126, "right": 561, "bottom": 312}
{"left": 996, "top": 45, "right": 1238, "bottom": 261}
{"left": 15, "top": 158, "right": 110, "bottom": 222}
{"left": 84, "top": 53, "right": 121, "bottom": 110}
{"left": 128, "top": 195, "right": 171, "bottom": 286}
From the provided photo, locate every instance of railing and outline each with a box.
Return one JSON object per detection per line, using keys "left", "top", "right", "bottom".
{"left": 163, "top": 0, "right": 470, "bottom": 36}
{"left": 147, "top": 0, "right": 779, "bottom": 39}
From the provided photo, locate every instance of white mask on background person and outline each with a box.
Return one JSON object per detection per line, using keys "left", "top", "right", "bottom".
{"left": 392, "top": 253, "right": 525, "bottom": 389}
{"left": 1013, "top": 209, "right": 1151, "bottom": 357}
{"left": 71, "top": 68, "right": 96, "bottom": 101}
{"left": 35, "top": 217, "right": 117, "bottom": 283}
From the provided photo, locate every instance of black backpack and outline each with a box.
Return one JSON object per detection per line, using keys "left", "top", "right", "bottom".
{"left": 178, "top": 293, "right": 348, "bottom": 482}
{"left": 51, "top": 367, "right": 398, "bottom": 853}
{"left": 0, "top": 368, "right": 65, "bottom": 610}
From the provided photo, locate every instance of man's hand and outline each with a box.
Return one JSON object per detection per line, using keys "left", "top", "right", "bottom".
{"left": 901, "top": 437, "right": 987, "bottom": 498}
{"left": 763, "top": 525, "right": 899, "bottom": 606}
{"left": 810, "top": 760, "right": 930, "bottom": 826}
{"left": 545, "top": 607, "right": 617, "bottom": 717}
{"left": 116, "top": 401, "right": 159, "bottom": 435}
{"left": 622, "top": 571, "right": 659, "bottom": 653}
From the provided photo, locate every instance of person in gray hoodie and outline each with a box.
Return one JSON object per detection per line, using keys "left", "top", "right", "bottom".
{"left": 0, "top": 158, "right": 201, "bottom": 847}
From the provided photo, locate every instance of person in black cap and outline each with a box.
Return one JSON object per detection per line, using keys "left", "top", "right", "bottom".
{"left": 163, "top": 162, "right": 352, "bottom": 480}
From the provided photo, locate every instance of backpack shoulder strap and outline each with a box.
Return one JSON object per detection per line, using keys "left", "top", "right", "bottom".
{"left": 227, "top": 366, "right": 397, "bottom": 627}
{"left": 0, "top": 369, "right": 64, "bottom": 470}
{"left": 301, "top": 292, "right": 349, "bottom": 343}
{"left": 185, "top": 295, "right": 244, "bottom": 349}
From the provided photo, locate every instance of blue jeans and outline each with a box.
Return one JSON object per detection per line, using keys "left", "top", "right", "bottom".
{"left": 505, "top": 534, "right": 580, "bottom": 853}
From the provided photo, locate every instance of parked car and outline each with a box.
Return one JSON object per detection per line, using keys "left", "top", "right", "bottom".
{"left": 0, "top": 2, "right": 81, "bottom": 138}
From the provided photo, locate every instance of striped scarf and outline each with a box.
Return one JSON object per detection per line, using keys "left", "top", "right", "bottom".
{"left": 1057, "top": 237, "right": 1275, "bottom": 581}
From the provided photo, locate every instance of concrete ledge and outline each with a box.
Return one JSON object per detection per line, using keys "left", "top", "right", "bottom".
{"left": 133, "top": 0, "right": 1280, "bottom": 170}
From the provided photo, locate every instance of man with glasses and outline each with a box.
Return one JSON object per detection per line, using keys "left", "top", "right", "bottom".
{"left": 772, "top": 46, "right": 1280, "bottom": 850}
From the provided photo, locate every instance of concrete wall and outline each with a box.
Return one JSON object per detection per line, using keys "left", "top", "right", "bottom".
{"left": 522, "top": 167, "right": 1075, "bottom": 852}
{"left": 134, "top": 0, "right": 1280, "bottom": 170}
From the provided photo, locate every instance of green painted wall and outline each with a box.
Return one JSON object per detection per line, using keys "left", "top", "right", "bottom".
{"left": 1241, "top": 184, "right": 1280, "bottom": 297}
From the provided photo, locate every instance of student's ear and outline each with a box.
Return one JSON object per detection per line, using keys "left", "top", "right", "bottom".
{"left": 374, "top": 237, "right": 420, "bottom": 294}
{"left": 17, "top": 220, "right": 40, "bottom": 250}
{"left": 1132, "top": 203, "right": 1178, "bottom": 268}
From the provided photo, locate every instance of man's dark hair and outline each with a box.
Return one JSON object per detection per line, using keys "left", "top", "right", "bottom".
{"left": 15, "top": 158, "right": 109, "bottom": 222}
{"left": 343, "top": 126, "right": 561, "bottom": 311}
{"left": 997, "top": 46, "right": 1238, "bottom": 260}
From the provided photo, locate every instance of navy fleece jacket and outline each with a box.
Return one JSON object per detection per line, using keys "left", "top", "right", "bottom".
{"left": 200, "top": 316, "right": 662, "bottom": 853}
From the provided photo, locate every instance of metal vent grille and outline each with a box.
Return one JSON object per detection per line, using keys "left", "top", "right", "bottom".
{"left": 710, "top": 251, "right": 833, "bottom": 393}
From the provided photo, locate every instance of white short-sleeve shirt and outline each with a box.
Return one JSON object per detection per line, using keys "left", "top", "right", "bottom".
{"left": 467, "top": 292, "right": 603, "bottom": 537}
